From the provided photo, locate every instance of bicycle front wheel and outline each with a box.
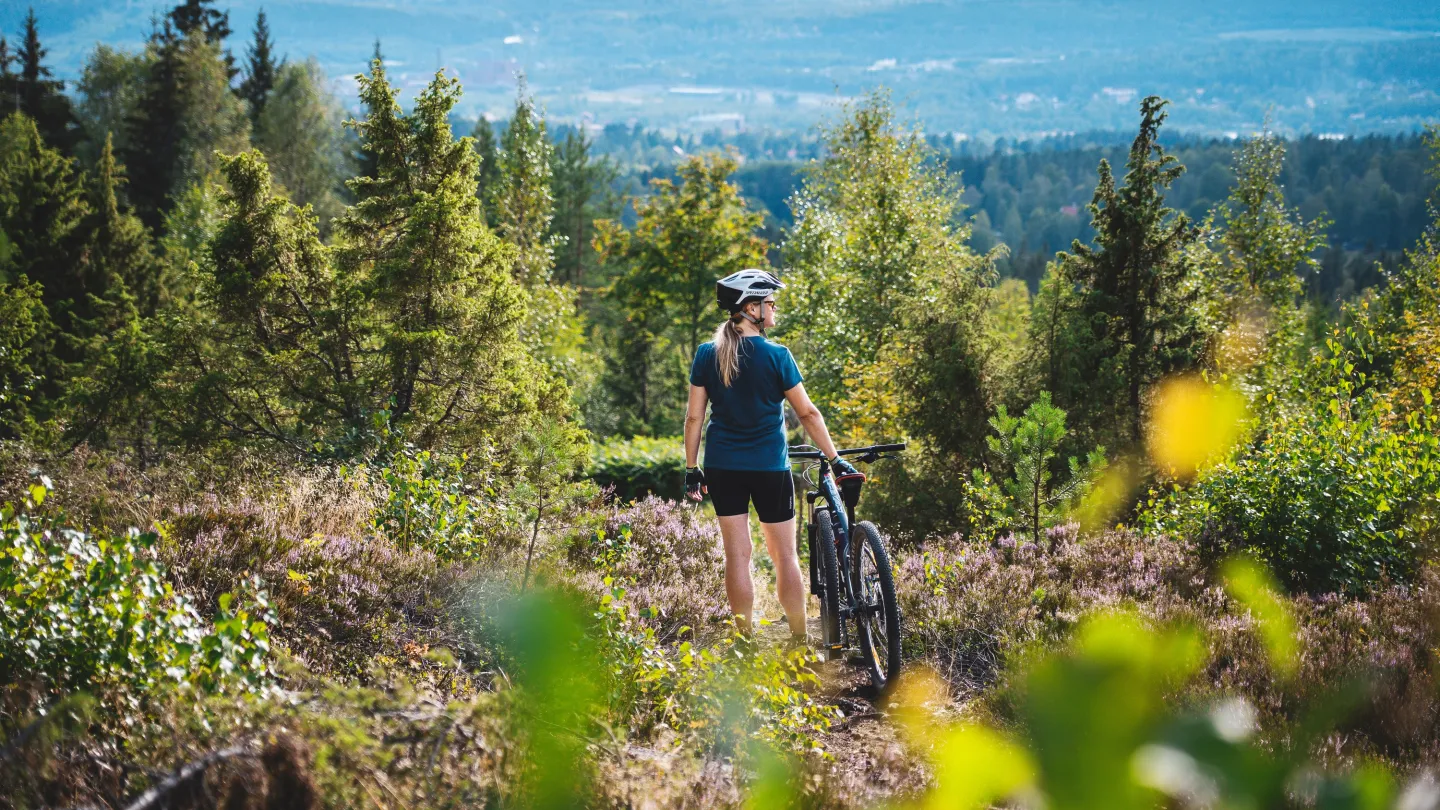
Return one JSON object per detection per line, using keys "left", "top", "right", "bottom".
{"left": 852, "top": 521, "right": 901, "bottom": 691}
{"left": 812, "top": 508, "right": 843, "bottom": 661}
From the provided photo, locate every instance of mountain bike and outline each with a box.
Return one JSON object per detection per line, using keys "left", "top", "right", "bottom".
{"left": 790, "top": 442, "right": 906, "bottom": 692}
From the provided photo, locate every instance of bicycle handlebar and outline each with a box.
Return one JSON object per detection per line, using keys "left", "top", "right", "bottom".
{"left": 788, "top": 442, "right": 907, "bottom": 461}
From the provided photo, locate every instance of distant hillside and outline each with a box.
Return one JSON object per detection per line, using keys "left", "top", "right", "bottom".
{"left": 15, "top": 0, "right": 1440, "bottom": 136}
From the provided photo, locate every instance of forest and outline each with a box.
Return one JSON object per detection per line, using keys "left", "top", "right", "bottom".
{"left": 2, "top": 1, "right": 1440, "bottom": 808}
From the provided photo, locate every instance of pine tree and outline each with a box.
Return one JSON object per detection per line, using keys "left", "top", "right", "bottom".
{"left": 471, "top": 116, "right": 501, "bottom": 227}
{"left": 1044, "top": 96, "right": 1204, "bottom": 455}
{"left": 496, "top": 80, "right": 557, "bottom": 287}
{"left": 238, "top": 9, "right": 278, "bottom": 126}
{"left": 16, "top": 9, "right": 75, "bottom": 152}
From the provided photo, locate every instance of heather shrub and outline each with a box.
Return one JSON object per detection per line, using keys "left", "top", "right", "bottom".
{"left": 588, "top": 435, "right": 686, "bottom": 503}
{"left": 160, "top": 489, "right": 465, "bottom": 676}
{"left": 0, "top": 481, "right": 274, "bottom": 706}
{"left": 897, "top": 527, "right": 1205, "bottom": 696}
{"left": 566, "top": 496, "right": 728, "bottom": 641}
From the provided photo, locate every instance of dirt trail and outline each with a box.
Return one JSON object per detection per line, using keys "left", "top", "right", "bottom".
{"left": 756, "top": 612, "right": 930, "bottom": 803}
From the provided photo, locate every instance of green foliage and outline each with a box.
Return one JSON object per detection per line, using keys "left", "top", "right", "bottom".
{"left": 0, "top": 112, "right": 89, "bottom": 328}
{"left": 166, "top": 66, "right": 563, "bottom": 458}
{"left": 1033, "top": 96, "right": 1205, "bottom": 457}
{"left": 0, "top": 480, "right": 273, "bottom": 702}
{"left": 593, "top": 579, "right": 836, "bottom": 755}
{"left": 0, "top": 276, "right": 50, "bottom": 439}
{"left": 238, "top": 9, "right": 279, "bottom": 126}
{"left": 594, "top": 151, "right": 768, "bottom": 436}
{"left": 14, "top": 9, "right": 76, "bottom": 154}
{"left": 74, "top": 45, "right": 149, "bottom": 168}
{"left": 587, "top": 434, "right": 686, "bottom": 502}
{"left": 371, "top": 447, "right": 486, "bottom": 559}
{"left": 470, "top": 115, "right": 502, "bottom": 227}
{"left": 1144, "top": 348, "right": 1440, "bottom": 594}
{"left": 516, "top": 418, "right": 592, "bottom": 589}
{"left": 985, "top": 392, "right": 1106, "bottom": 545}
{"left": 1194, "top": 130, "right": 1329, "bottom": 401}
{"left": 782, "top": 89, "right": 990, "bottom": 421}
{"left": 496, "top": 79, "right": 558, "bottom": 288}
{"left": 550, "top": 128, "right": 619, "bottom": 288}
{"left": 254, "top": 59, "right": 350, "bottom": 234}
{"left": 900, "top": 583, "right": 1408, "bottom": 810}
{"left": 123, "top": 28, "right": 249, "bottom": 231}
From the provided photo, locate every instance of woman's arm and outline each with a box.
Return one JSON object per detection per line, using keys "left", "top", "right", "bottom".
{"left": 783, "top": 383, "right": 840, "bottom": 459}
{"left": 683, "top": 384, "right": 709, "bottom": 468}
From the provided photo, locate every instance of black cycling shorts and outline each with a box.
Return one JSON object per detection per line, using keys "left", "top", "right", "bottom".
{"left": 706, "top": 468, "right": 795, "bottom": 524}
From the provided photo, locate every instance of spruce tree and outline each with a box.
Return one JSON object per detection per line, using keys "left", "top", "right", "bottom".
{"left": 496, "top": 80, "right": 556, "bottom": 287}
{"left": 550, "top": 128, "right": 617, "bottom": 287}
{"left": 471, "top": 116, "right": 501, "bottom": 227}
{"left": 166, "top": 0, "right": 234, "bottom": 77}
{"left": 16, "top": 9, "right": 75, "bottom": 152}
{"left": 85, "top": 133, "right": 163, "bottom": 317}
{"left": 125, "top": 26, "right": 249, "bottom": 231}
{"left": 0, "top": 113, "right": 90, "bottom": 330}
{"left": 0, "top": 276, "right": 50, "bottom": 439}
{"left": 0, "top": 36, "right": 16, "bottom": 116}
{"left": 1044, "top": 96, "right": 1204, "bottom": 455}
{"left": 338, "top": 66, "right": 560, "bottom": 444}
{"left": 238, "top": 9, "right": 278, "bottom": 126}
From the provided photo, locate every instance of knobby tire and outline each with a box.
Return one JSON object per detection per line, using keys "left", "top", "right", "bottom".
{"left": 813, "top": 508, "right": 843, "bottom": 662}
{"left": 852, "top": 520, "right": 902, "bottom": 691}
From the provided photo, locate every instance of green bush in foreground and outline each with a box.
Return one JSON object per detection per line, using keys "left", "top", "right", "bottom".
{"left": 588, "top": 435, "right": 685, "bottom": 502}
{"left": 1144, "top": 351, "right": 1440, "bottom": 594}
{"left": 0, "top": 480, "right": 274, "bottom": 703}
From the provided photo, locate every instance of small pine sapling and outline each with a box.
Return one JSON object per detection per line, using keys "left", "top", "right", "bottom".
{"left": 985, "top": 392, "right": 1106, "bottom": 549}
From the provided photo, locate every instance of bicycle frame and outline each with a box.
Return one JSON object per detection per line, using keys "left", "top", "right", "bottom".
{"left": 793, "top": 442, "right": 905, "bottom": 651}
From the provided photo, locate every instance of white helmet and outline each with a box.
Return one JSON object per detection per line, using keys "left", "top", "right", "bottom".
{"left": 716, "top": 269, "right": 784, "bottom": 313}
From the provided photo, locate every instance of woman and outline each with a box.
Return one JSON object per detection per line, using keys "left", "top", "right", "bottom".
{"left": 683, "top": 269, "right": 864, "bottom": 644}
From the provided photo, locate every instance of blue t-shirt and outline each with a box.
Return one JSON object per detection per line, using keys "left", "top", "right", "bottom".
{"left": 689, "top": 336, "right": 804, "bottom": 472}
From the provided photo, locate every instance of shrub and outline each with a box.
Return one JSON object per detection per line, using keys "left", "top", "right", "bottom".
{"left": 897, "top": 527, "right": 1204, "bottom": 697}
{"left": 1143, "top": 371, "right": 1440, "bottom": 594}
{"left": 588, "top": 436, "right": 686, "bottom": 503}
{"left": 161, "top": 490, "right": 465, "bottom": 676}
{"left": 566, "top": 496, "right": 728, "bottom": 641}
{"left": 371, "top": 447, "right": 488, "bottom": 559}
{"left": 0, "top": 481, "right": 273, "bottom": 703}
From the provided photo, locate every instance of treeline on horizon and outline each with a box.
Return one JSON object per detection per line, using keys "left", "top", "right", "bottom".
{"left": 3, "top": 0, "right": 1433, "bottom": 306}
{"left": 584, "top": 126, "right": 1435, "bottom": 302}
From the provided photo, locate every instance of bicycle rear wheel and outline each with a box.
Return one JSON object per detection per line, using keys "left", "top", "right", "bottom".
{"left": 852, "top": 521, "right": 901, "bottom": 691}
{"left": 812, "top": 508, "right": 843, "bottom": 661}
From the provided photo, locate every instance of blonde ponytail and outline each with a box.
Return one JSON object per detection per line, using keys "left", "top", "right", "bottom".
{"left": 712, "top": 316, "right": 747, "bottom": 387}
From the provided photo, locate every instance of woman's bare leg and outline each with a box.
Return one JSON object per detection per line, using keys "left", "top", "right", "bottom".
{"left": 760, "top": 518, "right": 806, "bottom": 637}
{"left": 717, "top": 514, "right": 755, "bottom": 633}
